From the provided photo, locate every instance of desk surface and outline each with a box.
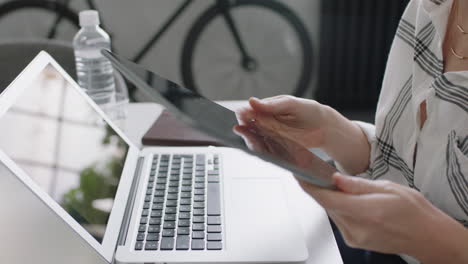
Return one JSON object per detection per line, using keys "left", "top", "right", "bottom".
{"left": 124, "top": 102, "right": 342, "bottom": 264}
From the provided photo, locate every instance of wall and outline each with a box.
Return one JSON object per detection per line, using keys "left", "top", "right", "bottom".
{"left": 0, "top": 0, "right": 321, "bottom": 99}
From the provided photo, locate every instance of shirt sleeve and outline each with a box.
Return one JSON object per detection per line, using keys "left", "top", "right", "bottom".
{"left": 353, "top": 121, "right": 376, "bottom": 145}
{"left": 334, "top": 121, "right": 376, "bottom": 178}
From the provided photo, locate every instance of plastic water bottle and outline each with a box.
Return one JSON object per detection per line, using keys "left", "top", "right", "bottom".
{"left": 73, "top": 10, "right": 116, "bottom": 115}
{"left": 113, "top": 71, "right": 130, "bottom": 127}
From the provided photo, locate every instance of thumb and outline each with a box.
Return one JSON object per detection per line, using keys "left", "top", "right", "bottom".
{"left": 333, "top": 173, "right": 387, "bottom": 195}
{"left": 249, "top": 96, "right": 293, "bottom": 116}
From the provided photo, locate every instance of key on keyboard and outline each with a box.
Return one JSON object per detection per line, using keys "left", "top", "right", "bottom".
{"left": 134, "top": 154, "right": 224, "bottom": 251}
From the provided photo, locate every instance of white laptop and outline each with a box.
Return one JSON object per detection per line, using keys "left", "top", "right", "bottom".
{"left": 0, "top": 51, "right": 308, "bottom": 263}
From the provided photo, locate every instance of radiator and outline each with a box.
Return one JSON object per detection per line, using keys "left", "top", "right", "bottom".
{"left": 315, "top": 0, "right": 409, "bottom": 110}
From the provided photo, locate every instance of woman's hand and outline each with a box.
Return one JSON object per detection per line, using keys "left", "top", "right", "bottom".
{"left": 300, "top": 173, "right": 468, "bottom": 264}
{"left": 235, "top": 96, "right": 372, "bottom": 175}
{"left": 233, "top": 114, "right": 322, "bottom": 169}
{"left": 235, "top": 96, "right": 329, "bottom": 149}
{"left": 233, "top": 115, "right": 337, "bottom": 185}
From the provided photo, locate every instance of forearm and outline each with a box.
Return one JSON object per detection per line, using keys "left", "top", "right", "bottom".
{"left": 319, "top": 106, "right": 371, "bottom": 175}
{"left": 413, "top": 212, "right": 468, "bottom": 264}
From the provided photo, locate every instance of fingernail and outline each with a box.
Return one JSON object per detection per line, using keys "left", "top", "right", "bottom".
{"left": 248, "top": 128, "right": 257, "bottom": 134}
{"left": 332, "top": 173, "right": 343, "bottom": 184}
{"left": 251, "top": 97, "right": 261, "bottom": 103}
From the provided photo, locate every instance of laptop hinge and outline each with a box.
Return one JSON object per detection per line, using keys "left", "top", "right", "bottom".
{"left": 116, "top": 156, "right": 145, "bottom": 247}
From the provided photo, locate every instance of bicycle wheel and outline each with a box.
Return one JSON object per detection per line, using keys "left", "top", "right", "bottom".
{"left": 0, "top": 0, "right": 79, "bottom": 42}
{"left": 181, "top": 0, "right": 313, "bottom": 100}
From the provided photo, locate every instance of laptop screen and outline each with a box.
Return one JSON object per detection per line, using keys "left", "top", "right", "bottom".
{"left": 0, "top": 64, "right": 129, "bottom": 244}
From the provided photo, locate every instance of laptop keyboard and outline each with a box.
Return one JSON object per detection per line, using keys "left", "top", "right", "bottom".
{"left": 135, "top": 154, "right": 223, "bottom": 251}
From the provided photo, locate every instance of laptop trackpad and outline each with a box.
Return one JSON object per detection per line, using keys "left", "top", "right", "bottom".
{"left": 222, "top": 149, "right": 289, "bottom": 179}
{"left": 225, "top": 178, "right": 306, "bottom": 260}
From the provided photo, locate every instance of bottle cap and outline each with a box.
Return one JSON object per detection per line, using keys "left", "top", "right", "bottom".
{"left": 79, "top": 10, "right": 100, "bottom": 27}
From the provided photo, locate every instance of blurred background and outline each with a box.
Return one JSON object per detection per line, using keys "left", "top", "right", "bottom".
{"left": 0, "top": 0, "right": 413, "bottom": 255}
{"left": 0, "top": 0, "right": 410, "bottom": 122}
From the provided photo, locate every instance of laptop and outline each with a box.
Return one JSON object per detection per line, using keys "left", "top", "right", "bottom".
{"left": 0, "top": 51, "right": 310, "bottom": 263}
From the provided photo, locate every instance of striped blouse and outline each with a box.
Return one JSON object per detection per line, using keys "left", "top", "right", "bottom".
{"left": 346, "top": 0, "right": 468, "bottom": 263}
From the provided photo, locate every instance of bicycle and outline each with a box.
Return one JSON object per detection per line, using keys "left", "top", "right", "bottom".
{"left": 0, "top": 0, "right": 314, "bottom": 100}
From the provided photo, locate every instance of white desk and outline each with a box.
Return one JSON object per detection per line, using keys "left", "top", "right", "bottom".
{"left": 0, "top": 102, "right": 341, "bottom": 264}
{"left": 124, "top": 103, "right": 343, "bottom": 264}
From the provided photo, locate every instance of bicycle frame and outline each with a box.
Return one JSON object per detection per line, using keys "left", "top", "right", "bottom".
{"left": 132, "top": 0, "right": 250, "bottom": 64}
{"left": 51, "top": 0, "right": 251, "bottom": 65}
{"left": 48, "top": 0, "right": 112, "bottom": 41}
{"left": 131, "top": 0, "right": 193, "bottom": 62}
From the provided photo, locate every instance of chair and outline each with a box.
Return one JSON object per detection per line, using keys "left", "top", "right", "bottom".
{"left": 0, "top": 40, "right": 77, "bottom": 92}
{"left": 0, "top": 39, "right": 128, "bottom": 102}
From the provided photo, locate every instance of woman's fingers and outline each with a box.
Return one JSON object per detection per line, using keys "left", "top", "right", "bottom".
{"left": 235, "top": 121, "right": 306, "bottom": 167}
{"left": 333, "top": 173, "right": 397, "bottom": 195}
{"left": 298, "top": 174, "right": 401, "bottom": 220}
{"left": 249, "top": 96, "right": 294, "bottom": 116}
{"left": 235, "top": 106, "right": 256, "bottom": 126}
{"left": 236, "top": 97, "right": 299, "bottom": 139}
{"left": 328, "top": 211, "right": 371, "bottom": 249}
{"left": 250, "top": 116, "right": 289, "bottom": 140}
{"left": 235, "top": 122, "right": 293, "bottom": 158}
{"left": 297, "top": 178, "right": 367, "bottom": 216}
{"left": 233, "top": 125, "right": 268, "bottom": 154}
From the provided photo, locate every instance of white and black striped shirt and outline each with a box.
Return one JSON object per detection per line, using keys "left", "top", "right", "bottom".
{"left": 346, "top": 0, "right": 468, "bottom": 263}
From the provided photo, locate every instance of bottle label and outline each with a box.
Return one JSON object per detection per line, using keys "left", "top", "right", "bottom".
{"left": 74, "top": 49, "right": 106, "bottom": 59}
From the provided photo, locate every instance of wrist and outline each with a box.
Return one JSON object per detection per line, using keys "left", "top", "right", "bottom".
{"left": 314, "top": 104, "right": 336, "bottom": 149}
{"left": 317, "top": 106, "right": 371, "bottom": 174}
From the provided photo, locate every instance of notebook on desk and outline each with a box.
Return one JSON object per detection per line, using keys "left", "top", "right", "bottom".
{"left": 142, "top": 111, "right": 223, "bottom": 146}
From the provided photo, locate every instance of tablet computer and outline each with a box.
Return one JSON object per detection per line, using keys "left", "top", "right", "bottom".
{"left": 103, "top": 50, "right": 337, "bottom": 189}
